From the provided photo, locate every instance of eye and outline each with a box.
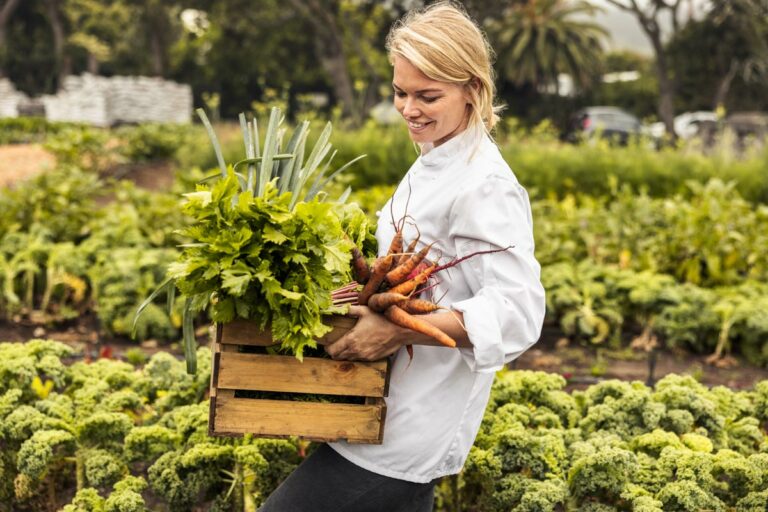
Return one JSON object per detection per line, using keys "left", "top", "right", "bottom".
{"left": 422, "top": 96, "right": 439, "bottom": 103}
{"left": 394, "top": 90, "right": 406, "bottom": 98}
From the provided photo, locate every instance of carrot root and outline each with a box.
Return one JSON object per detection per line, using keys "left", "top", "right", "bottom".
{"left": 384, "top": 305, "right": 456, "bottom": 348}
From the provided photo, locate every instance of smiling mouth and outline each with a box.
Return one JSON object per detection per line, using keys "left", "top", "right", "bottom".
{"left": 407, "top": 120, "right": 432, "bottom": 130}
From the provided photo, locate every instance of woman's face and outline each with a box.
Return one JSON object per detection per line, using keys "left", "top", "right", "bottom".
{"left": 392, "top": 56, "right": 471, "bottom": 148}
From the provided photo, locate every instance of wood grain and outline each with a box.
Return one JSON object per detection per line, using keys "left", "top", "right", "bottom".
{"left": 220, "top": 315, "right": 358, "bottom": 346}
{"left": 213, "top": 396, "right": 385, "bottom": 443}
{"left": 218, "top": 352, "right": 388, "bottom": 396}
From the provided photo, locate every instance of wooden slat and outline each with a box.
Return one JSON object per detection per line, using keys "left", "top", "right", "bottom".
{"left": 213, "top": 396, "right": 385, "bottom": 443}
{"left": 218, "top": 352, "right": 388, "bottom": 396}
{"left": 221, "top": 315, "right": 357, "bottom": 347}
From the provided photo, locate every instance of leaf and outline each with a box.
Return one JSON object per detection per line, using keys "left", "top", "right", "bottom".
{"left": 221, "top": 266, "right": 252, "bottom": 297}
{"left": 263, "top": 225, "right": 289, "bottom": 245}
{"left": 132, "top": 276, "right": 175, "bottom": 338}
{"left": 196, "top": 109, "right": 227, "bottom": 177}
{"left": 182, "top": 298, "right": 197, "bottom": 374}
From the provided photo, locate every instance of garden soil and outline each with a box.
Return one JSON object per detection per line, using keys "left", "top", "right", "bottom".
{"left": 0, "top": 143, "right": 56, "bottom": 187}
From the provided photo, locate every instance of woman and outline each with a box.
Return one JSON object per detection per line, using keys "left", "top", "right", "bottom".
{"left": 259, "top": 2, "right": 545, "bottom": 511}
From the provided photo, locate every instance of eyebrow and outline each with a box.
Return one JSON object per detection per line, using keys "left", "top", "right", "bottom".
{"left": 392, "top": 83, "right": 443, "bottom": 94}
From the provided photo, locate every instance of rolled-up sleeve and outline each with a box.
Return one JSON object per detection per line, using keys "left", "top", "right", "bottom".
{"left": 448, "top": 175, "right": 545, "bottom": 373}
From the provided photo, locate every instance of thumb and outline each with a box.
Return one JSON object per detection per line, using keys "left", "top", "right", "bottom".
{"left": 347, "top": 305, "right": 366, "bottom": 318}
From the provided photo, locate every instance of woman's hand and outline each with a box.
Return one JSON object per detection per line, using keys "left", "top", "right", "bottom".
{"left": 322, "top": 305, "right": 405, "bottom": 361}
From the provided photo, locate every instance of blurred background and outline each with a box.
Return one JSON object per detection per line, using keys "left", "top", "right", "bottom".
{"left": 1, "top": 0, "right": 768, "bottom": 387}
{"left": 1, "top": 0, "right": 766, "bottom": 137}
{"left": 2, "top": 4, "right": 768, "bottom": 510}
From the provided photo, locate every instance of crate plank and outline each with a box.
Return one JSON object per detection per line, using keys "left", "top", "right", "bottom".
{"left": 220, "top": 315, "right": 358, "bottom": 347}
{"left": 218, "top": 352, "right": 387, "bottom": 396}
{"left": 214, "top": 395, "right": 385, "bottom": 443}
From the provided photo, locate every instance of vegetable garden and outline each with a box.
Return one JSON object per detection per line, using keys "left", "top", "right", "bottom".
{"left": 1, "top": 116, "right": 768, "bottom": 510}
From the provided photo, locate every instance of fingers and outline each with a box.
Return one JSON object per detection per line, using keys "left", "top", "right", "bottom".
{"left": 346, "top": 305, "right": 366, "bottom": 318}
{"left": 324, "top": 338, "right": 349, "bottom": 360}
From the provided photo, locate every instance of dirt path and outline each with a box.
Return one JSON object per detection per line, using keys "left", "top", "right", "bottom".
{"left": 0, "top": 144, "right": 56, "bottom": 187}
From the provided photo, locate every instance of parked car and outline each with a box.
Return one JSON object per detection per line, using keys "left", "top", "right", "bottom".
{"left": 724, "top": 111, "right": 768, "bottom": 138}
{"left": 648, "top": 111, "right": 719, "bottom": 140}
{"left": 565, "top": 106, "right": 642, "bottom": 145}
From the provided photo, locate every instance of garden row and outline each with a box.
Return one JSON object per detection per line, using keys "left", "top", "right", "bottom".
{"left": 4, "top": 116, "right": 768, "bottom": 201}
{"left": 3, "top": 166, "right": 768, "bottom": 364}
{"left": 0, "top": 168, "right": 184, "bottom": 339}
{"left": 1, "top": 340, "right": 767, "bottom": 511}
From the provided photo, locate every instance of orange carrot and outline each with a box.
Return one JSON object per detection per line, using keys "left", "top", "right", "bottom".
{"left": 386, "top": 242, "right": 434, "bottom": 287}
{"left": 384, "top": 305, "right": 456, "bottom": 348}
{"left": 388, "top": 264, "right": 436, "bottom": 296}
{"left": 367, "top": 292, "right": 409, "bottom": 313}
{"left": 401, "top": 298, "right": 443, "bottom": 315}
{"left": 350, "top": 246, "right": 371, "bottom": 284}
{"left": 387, "top": 228, "right": 404, "bottom": 258}
{"left": 398, "top": 226, "right": 421, "bottom": 265}
{"left": 358, "top": 255, "right": 394, "bottom": 305}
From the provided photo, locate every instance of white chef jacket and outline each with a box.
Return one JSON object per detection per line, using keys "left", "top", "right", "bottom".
{"left": 329, "top": 126, "right": 546, "bottom": 483}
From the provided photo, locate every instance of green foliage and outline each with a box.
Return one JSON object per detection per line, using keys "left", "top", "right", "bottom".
{"left": 0, "top": 166, "right": 101, "bottom": 241}
{"left": 170, "top": 174, "right": 370, "bottom": 358}
{"left": 331, "top": 121, "right": 416, "bottom": 187}
{"left": 84, "top": 449, "right": 127, "bottom": 488}
{"left": 2, "top": 342, "right": 768, "bottom": 511}
{"left": 0, "top": 340, "right": 303, "bottom": 511}
{"left": 61, "top": 488, "right": 107, "bottom": 512}
{"left": 0, "top": 117, "right": 75, "bottom": 144}
{"left": 0, "top": 340, "right": 72, "bottom": 399}
{"left": 16, "top": 429, "right": 76, "bottom": 479}
{"left": 456, "top": 369, "right": 768, "bottom": 511}
{"left": 0, "top": 167, "right": 182, "bottom": 339}
{"left": 502, "top": 138, "right": 768, "bottom": 204}
{"left": 115, "top": 123, "right": 193, "bottom": 162}
{"left": 43, "top": 127, "right": 115, "bottom": 173}
{"left": 534, "top": 180, "right": 768, "bottom": 287}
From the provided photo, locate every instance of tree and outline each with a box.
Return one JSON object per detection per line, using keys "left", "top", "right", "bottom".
{"left": 0, "top": 0, "right": 21, "bottom": 78}
{"left": 43, "top": 0, "right": 70, "bottom": 87}
{"left": 285, "top": 0, "right": 394, "bottom": 125}
{"left": 667, "top": 0, "right": 768, "bottom": 113}
{"left": 601, "top": 0, "right": 685, "bottom": 137}
{"left": 707, "top": 0, "right": 768, "bottom": 110}
{"left": 490, "top": 0, "right": 607, "bottom": 92}
{"left": 64, "top": 0, "right": 134, "bottom": 75}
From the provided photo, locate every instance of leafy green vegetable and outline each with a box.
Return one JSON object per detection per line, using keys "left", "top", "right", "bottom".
{"left": 171, "top": 174, "right": 368, "bottom": 359}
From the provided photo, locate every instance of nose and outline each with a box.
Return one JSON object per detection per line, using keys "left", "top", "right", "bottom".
{"left": 402, "top": 97, "right": 420, "bottom": 119}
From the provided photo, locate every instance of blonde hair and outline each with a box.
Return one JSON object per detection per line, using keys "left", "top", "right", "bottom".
{"left": 386, "top": 1, "right": 502, "bottom": 136}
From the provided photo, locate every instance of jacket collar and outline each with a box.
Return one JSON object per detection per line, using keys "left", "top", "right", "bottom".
{"left": 419, "top": 126, "right": 484, "bottom": 168}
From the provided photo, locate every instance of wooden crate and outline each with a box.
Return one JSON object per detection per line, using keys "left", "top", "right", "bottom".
{"left": 209, "top": 316, "right": 390, "bottom": 444}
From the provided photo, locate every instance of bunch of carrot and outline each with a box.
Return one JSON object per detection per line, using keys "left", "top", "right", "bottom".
{"left": 350, "top": 227, "right": 458, "bottom": 356}
{"left": 334, "top": 219, "right": 512, "bottom": 360}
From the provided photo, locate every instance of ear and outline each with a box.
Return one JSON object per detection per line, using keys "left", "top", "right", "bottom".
{"left": 463, "top": 78, "right": 480, "bottom": 103}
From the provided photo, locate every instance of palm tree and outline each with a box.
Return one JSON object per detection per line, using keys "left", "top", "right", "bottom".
{"left": 490, "top": 0, "right": 607, "bottom": 92}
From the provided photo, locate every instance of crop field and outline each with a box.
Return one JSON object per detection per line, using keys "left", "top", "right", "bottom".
{"left": 1, "top": 118, "right": 768, "bottom": 511}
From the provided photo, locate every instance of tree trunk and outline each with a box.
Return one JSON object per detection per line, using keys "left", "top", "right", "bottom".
{"left": 712, "top": 61, "right": 738, "bottom": 111}
{"left": 44, "top": 0, "right": 70, "bottom": 89}
{"left": 286, "top": 0, "right": 359, "bottom": 124}
{"left": 87, "top": 52, "right": 99, "bottom": 75}
{"left": 320, "top": 52, "right": 357, "bottom": 121}
{"left": 0, "top": 0, "right": 21, "bottom": 78}
{"left": 649, "top": 28, "right": 676, "bottom": 139}
{"left": 604, "top": 1, "right": 679, "bottom": 139}
{"left": 149, "top": 31, "right": 164, "bottom": 76}
{"left": 145, "top": 0, "right": 166, "bottom": 77}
